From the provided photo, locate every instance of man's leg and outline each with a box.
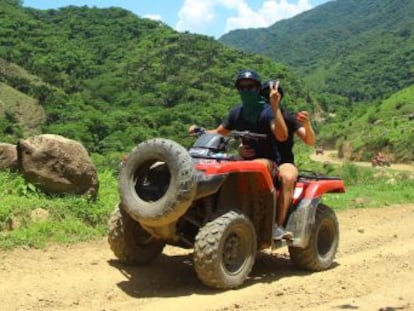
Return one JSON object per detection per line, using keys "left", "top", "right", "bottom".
{"left": 274, "top": 163, "right": 298, "bottom": 239}
{"left": 252, "top": 159, "right": 297, "bottom": 239}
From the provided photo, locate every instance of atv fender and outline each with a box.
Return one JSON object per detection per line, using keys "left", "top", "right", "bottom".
{"left": 194, "top": 172, "right": 227, "bottom": 200}
{"left": 286, "top": 197, "right": 321, "bottom": 248}
{"left": 286, "top": 179, "right": 344, "bottom": 248}
{"left": 301, "top": 179, "right": 345, "bottom": 199}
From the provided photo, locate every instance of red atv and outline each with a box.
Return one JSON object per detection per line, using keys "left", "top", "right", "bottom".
{"left": 108, "top": 130, "right": 345, "bottom": 289}
{"left": 371, "top": 156, "right": 391, "bottom": 167}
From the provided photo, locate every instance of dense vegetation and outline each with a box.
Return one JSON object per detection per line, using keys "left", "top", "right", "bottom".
{"left": 219, "top": 0, "right": 414, "bottom": 103}
{"left": 1, "top": 0, "right": 412, "bottom": 161}
{"left": 0, "top": 0, "right": 309, "bottom": 155}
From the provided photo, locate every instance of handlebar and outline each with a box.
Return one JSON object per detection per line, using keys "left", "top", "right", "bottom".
{"left": 230, "top": 130, "right": 267, "bottom": 141}
{"left": 191, "top": 127, "right": 266, "bottom": 140}
{"left": 189, "top": 127, "right": 268, "bottom": 161}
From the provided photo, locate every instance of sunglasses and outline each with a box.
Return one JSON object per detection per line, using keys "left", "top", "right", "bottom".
{"left": 237, "top": 83, "right": 259, "bottom": 91}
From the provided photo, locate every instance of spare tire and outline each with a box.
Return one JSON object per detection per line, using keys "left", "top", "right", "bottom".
{"left": 119, "top": 138, "right": 197, "bottom": 227}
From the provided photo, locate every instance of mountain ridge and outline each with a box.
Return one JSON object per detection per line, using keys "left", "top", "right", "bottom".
{"left": 219, "top": 0, "right": 414, "bottom": 102}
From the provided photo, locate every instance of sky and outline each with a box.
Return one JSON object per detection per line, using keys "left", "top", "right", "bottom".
{"left": 23, "top": 0, "right": 331, "bottom": 38}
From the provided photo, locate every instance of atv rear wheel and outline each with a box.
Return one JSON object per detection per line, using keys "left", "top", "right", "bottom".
{"left": 108, "top": 205, "right": 165, "bottom": 265}
{"left": 193, "top": 210, "right": 257, "bottom": 289}
{"left": 119, "top": 138, "right": 197, "bottom": 227}
{"left": 288, "top": 204, "right": 339, "bottom": 271}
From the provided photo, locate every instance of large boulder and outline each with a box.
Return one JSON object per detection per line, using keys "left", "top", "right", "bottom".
{"left": 17, "top": 134, "right": 99, "bottom": 197}
{"left": 0, "top": 143, "right": 18, "bottom": 171}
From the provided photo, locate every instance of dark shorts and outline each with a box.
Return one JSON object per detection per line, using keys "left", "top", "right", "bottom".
{"left": 270, "top": 160, "right": 278, "bottom": 179}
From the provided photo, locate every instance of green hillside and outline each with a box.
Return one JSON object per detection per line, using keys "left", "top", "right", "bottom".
{"left": 0, "top": 58, "right": 48, "bottom": 140}
{"left": 219, "top": 0, "right": 414, "bottom": 102}
{"left": 0, "top": 82, "right": 44, "bottom": 139}
{"left": 319, "top": 85, "right": 414, "bottom": 162}
{"left": 0, "top": 0, "right": 309, "bottom": 154}
{"left": 0, "top": 0, "right": 413, "bottom": 162}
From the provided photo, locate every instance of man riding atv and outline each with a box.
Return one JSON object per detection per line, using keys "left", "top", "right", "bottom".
{"left": 189, "top": 69, "right": 292, "bottom": 240}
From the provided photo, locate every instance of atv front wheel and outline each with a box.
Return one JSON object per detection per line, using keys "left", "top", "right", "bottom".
{"left": 288, "top": 204, "right": 339, "bottom": 271}
{"left": 119, "top": 138, "right": 197, "bottom": 227}
{"left": 108, "top": 205, "right": 165, "bottom": 265}
{"left": 193, "top": 210, "right": 257, "bottom": 289}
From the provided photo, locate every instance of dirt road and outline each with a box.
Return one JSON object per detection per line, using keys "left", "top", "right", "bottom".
{"left": 1, "top": 204, "right": 413, "bottom": 311}
{"left": 311, "top": 150, "right": 414, "bottom": 172}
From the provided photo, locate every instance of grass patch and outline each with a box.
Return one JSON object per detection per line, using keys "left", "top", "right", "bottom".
{"left": 0, "top": 169, "right": 118, "bottom": 250}
{"left": 323, "top": 182, "right": 414, "bottom": 210}
{"left": 322, "top": 163, "right": 414, "bottom": 210}
{"left": 1, "top": 150, "right": 414, "bottom": 250}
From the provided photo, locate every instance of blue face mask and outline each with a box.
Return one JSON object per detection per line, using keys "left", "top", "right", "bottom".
{"left": 239, "top": 90, "right": 265, "bottom": 123}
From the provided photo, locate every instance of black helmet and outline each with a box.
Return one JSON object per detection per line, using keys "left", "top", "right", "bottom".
{"left": 235, "top": 69, "right": 261, "bottom": 89}
{"left": 260, "top": 79, "right": 284, "bottom": 101}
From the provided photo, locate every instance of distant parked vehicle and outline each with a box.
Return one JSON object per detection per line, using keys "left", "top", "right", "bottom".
{"left": 371, "top": 153, "right": 391, "bottom": 167}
